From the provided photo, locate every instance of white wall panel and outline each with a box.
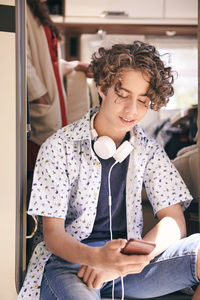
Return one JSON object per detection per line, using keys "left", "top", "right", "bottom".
{"left": 165, "top": 0, "right": 198, "bottom": 19}
{"left": 0, "top": 31, "right": 17, "bottom": 300}
{"left": 0, "top": 0, "right": 14, "bottom": 4}
{"left": 64, "top": 0, "right": 197, "bottom": 24}
{"left": 65, "top": 0, "right": 164, "bottom": 18}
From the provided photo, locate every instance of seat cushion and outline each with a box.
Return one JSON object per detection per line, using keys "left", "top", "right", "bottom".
{"left": 173, "top": 145, "right": 198, "bottom": 202}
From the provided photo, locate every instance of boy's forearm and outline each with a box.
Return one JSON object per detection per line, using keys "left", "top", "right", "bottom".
{"left": 44, "top": 228, "right": 98, "bottom": 267}
{"left": 143, "top": 215, "right": 186, "bottom": 259}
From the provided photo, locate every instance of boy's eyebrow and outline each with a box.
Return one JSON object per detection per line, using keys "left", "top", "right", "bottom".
{"left": 120, "top": 87, "right": 130, "bottom": 93}
{"left": 120, "top": 86, "right": 149, "bottom": 97}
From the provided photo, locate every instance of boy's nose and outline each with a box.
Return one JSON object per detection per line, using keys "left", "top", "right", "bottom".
{"left": 124, "top": 98, "right": 138, "bottom": 115}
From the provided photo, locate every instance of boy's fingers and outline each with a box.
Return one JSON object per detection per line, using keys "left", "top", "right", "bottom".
{"left": 83, "top": 266, "right": 93, "bottom": 283}
{"left": 86, "top": 271, "right": 97, "bottom": 289}
{"left": 93, "top": 276, "right": 103, "bottom": 289}
{"left": 77, "top": 265, "right": 86, "bottom": 278}
{"left": 107, "top": 239, "right": 127, "bottom": 250}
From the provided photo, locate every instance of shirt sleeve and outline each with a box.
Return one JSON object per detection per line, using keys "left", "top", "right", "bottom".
{"left": 28, "top": 136, "right": 70, "bottom": 219}
{"left": 143, "top": 141, "right": 193, "bottom": 215}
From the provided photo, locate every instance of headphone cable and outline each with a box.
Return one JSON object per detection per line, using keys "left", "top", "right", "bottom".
{"left": 108, "top": 160, "right": 125, "bottom": 300}
{"left": 108, "top": 161, "right": 118, "bottom": 241}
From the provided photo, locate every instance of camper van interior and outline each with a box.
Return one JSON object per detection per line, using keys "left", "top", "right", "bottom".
{"left": 0, "top": 1, "right": 199, "bottom": 300}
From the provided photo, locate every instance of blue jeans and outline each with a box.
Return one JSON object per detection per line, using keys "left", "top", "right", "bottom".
{"left": 40, "top": 234, "right": 200, "bottom": 299}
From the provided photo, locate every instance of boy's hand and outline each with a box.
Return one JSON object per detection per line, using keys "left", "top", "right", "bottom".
{"left": 93, "top": 239, "right": 151, "bottom": 275}
{"left": 78, "top": 238, "right": 152, "bottom": 288}
{"left": 77, "top": 266, "right": 119, "bottom": 289}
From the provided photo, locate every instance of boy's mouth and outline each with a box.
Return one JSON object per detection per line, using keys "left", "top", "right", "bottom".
{"left": 120, "top": 116, "right": 136, "bottom": 125}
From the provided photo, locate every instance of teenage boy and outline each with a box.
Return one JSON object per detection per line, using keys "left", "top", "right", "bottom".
{"left": 19, "top": 41, "right": 200, "bottom": 300}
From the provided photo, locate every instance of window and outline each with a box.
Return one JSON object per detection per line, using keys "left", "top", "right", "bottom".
{"left": 147, "top": 36, "right": 198, "bottom": 109}
{"left": 80, "top": 34, "right": 198, "bottom": 110}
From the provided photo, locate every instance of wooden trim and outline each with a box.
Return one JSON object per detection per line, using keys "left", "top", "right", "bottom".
{"left": 59, "top": 22, "right": 197, "bottom": 60}
{"left": 57, "top": 23, "right": 197, "bottom": 36}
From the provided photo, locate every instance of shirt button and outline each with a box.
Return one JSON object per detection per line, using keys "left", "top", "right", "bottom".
{"left": 39, "top": 266, "right": 43, "bottom": 270}
{"left": 34, "top": 284, "right": 39, "bottom": 289}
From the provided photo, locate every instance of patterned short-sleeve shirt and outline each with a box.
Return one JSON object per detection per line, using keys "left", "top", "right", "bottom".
{"left": 18, "top": 107, "right": 192, "bottom": 299}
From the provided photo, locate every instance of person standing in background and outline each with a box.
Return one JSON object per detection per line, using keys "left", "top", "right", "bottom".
{"left": 26, "top": 0, "right": 91, "bottom": 171}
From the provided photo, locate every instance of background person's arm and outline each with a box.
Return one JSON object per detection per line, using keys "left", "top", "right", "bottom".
{"left": 60, "top": 59, "right": 93, "bottom": 77}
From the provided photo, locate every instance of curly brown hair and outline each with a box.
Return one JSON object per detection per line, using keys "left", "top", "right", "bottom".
{"left": 90, "top": 41, "right": 174, "bottom": 110}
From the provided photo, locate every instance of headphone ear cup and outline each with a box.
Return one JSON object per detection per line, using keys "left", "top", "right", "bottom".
{"left": 113, "top": 141, "right": 133, "bottom": 163}
{"left": 94, "top": 136, "right": 116, "bottom": 159}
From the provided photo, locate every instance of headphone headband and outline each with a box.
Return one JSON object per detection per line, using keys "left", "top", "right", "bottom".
{"left": 90, "top": 112, "right": 98, "bottom": 140}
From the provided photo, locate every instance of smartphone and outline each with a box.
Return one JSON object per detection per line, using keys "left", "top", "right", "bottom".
{"left": 121, "top": 238, "right": 156, "bottom": 255}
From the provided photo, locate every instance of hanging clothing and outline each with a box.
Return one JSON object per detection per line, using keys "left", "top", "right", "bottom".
{"left": 26, "top": 5, "right": 71, "bottom": 170}
{"left": 43, "top": 25, "right": 67, "bottom": 127}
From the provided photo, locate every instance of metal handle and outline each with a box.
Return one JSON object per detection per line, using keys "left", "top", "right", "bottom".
{"left": 26, "top": 215, "right": 38, "bottom": 239}
{"left": 100, "top": 11, "right": 128, "bottom": 18}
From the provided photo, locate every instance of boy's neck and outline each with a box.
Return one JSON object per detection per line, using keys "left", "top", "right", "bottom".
{"left": 94, "top": 112, "right": 126, "bottom": 148}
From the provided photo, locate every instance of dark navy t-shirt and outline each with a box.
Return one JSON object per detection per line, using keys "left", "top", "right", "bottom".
{"left": 84, "top": 136, "right": 130, "bottom": 241}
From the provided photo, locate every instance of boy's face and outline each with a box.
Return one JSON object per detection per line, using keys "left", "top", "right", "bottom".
{"left": 98, "top": 70, "right": 150, "bottom": 137}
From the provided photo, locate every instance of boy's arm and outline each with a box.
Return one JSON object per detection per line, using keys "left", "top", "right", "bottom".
{"left": 43, "top": 216, "right": 97, "bottom": 266}
{"left": 143, "top": 202, "right": 186, "bottom": 259}
{"left": 43, "top": 216, "right": 151, "bottom": 274}
{"left": 77, "top": 202, "right": 186, "bottom": 289}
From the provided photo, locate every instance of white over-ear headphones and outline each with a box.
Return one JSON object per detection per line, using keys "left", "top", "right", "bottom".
{"left": 90, "top": 112, "right": 134, "bottom": 162}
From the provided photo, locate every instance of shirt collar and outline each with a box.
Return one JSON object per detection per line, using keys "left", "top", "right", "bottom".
{"left": 64, "top": 106, "right": 99, "bottom": 142}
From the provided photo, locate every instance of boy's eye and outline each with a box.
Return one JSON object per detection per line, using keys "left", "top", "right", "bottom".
{"left": 117, "top": 91, "right": 129, "bottom": 98}
{"left": 138, "top": 99, "right": 146, "bottom": 104}
{"left": 119, "top": 94, "right": 128, "bottom": 99}
{"left": 138, "top": 98, "right": 150, "bottom": 107}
